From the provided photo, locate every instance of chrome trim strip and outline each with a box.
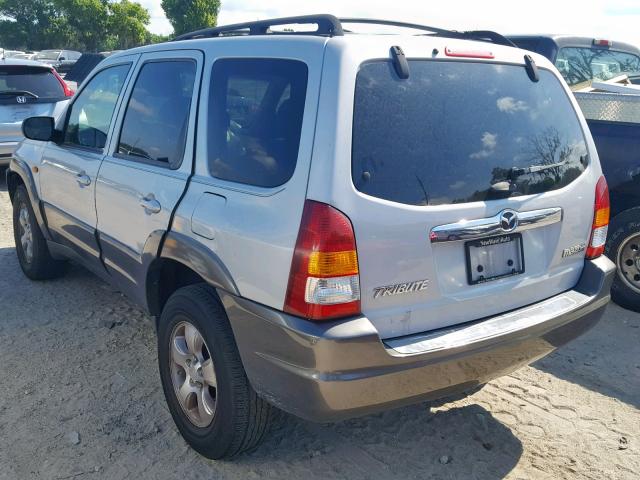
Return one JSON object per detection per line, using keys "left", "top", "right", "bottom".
{"left": 430, "top": 207, "right": 562, "bottom": 243}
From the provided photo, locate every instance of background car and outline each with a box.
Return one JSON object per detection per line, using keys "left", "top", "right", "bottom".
{"left": 34, "top": 49, "right": 82, "bottom": 74}
{"left": 0, "top": 58, "right": 73, "bottom": 168}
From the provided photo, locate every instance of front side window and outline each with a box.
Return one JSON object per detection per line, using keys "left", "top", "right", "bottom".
{"left": 208, "top": 58, "right": 308, "bottom": 187}
{"left": 64, "top": 63, "right": 131, "bottom": 150}
{"left": 556, "top": 47, "right": 640, "bottom": 86}
{"left": 117, "top": 60, "right": 196, "bottom": 168}
{"left": 352, "top": 61, "right": 588, "bottom": 206}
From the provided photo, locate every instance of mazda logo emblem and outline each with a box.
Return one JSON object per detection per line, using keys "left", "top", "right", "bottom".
{"left": 500, "top": 209, "right": 519, "bottom": 232}
{"left": 16, "top": 96, "right": 27, "bottom": 104}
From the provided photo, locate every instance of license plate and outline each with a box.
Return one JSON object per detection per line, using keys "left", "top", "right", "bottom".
{"left": 465, "top": 234, "right": 525, "bottom": 285}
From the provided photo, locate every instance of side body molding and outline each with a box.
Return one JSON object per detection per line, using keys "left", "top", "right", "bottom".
{"left": 6, "top": 157, "right": 52, "bottom": 241}
{"left": 159, "top": 231, "right": 240, "bottom": 296}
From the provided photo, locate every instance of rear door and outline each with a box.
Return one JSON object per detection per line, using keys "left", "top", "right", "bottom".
{"left": 38, "top": 57, "right": 136, "bottom": 272}
{"left": 95, "top": 50, "right": 202, "bottom": 305}
{"left": 311, "top": 42, "right": 601, "bottom": 339}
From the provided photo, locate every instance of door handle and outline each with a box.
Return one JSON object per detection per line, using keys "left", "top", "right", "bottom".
{"left": 76, "top": 172, "right": 91, "bottom": 187}
{"left": 140, "top": 195, "right": 161, "bottom": 214}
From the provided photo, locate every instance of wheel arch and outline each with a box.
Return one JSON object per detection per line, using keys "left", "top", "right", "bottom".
{"left": 145, "top": 231, "right": 239, "bottom": 317}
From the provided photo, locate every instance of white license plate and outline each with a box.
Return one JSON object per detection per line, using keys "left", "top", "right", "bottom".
{"left": 465, "top": 234, "right": 524, "bottom": 285}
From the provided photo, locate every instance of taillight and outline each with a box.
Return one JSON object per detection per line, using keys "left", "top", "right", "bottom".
{"left": 586, "top": 176, "right": 610, "bottom": 259}
{"left": 52, "top": 69, "right": 74, "bottom": 97}
{"left": 284, "top": 200, "right": 361, "bottom": 321}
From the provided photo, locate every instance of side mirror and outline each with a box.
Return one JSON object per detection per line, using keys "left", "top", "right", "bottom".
{"left": 59, "top": 56, "right": 66, "bottom": 61}
{"left": 22, "top": 116, "right": 55, "bottom": 142}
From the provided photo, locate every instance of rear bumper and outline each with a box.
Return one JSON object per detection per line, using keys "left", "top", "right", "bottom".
{"left": 222, "top": 256, "right": 615, "bottom": 422}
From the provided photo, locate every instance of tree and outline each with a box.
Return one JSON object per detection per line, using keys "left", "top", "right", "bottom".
{"left": 107, "top": 0, "right": 150, "bottom": 50}
{"left": 0, "top": 0, "right": 158, "bottom": 52}
{"left": 161, "top": 0, "right": 220, "bottom": 36}
{"left": 0, "top": 0, "right": 66, "bottom": 50}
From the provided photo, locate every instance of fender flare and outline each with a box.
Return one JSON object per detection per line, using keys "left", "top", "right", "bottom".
{"left": 158, "top": 231, "right": 240, "bottom": 296}
{"left": 6, "top": 157, "right": 51, "bottom": 241}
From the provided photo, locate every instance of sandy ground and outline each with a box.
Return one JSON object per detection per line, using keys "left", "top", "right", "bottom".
{"left": 0, "top": 172, "right": 638, "bottom": 480}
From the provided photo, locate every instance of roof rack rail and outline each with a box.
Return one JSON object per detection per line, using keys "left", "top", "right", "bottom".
{"left": 173, "top": 14, "right": 516, "bottom": 48}
{"left": 339, "top": 18, "right": 516, "bottom": 47}
{"left": 173, "top": 14, "right": 344, "bottom": 41}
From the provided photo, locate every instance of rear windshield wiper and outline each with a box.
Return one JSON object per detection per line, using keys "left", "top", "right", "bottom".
{"left": 509, "top": 159, "right": 568, "bottom": 177}
{"left": 0, "top": 90, "right": 39, "bottom": 99}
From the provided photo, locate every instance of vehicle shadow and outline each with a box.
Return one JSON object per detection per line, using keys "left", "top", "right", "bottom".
{"left": 229, "top": 404, "right": 524, "bottom": 479}
{"left": 532, "top": 303, "right": 640, "bottom": 409}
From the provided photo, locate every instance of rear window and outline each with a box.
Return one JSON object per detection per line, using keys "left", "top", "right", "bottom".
{"left": 352, "top": 61, "right": 588, "bottom": 206}
{"left": 555, "top": 47, "right": 640, "bottom": 86}
{"left": 0, "top": 66, "right": 64, "bottom": 99}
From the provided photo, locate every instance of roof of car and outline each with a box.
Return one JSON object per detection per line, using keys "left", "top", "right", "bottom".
{"left": 0, "top": 58, "right": 53, "bottom": 68}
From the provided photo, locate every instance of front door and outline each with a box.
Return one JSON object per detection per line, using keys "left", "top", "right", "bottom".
{"left": 95, "top": 50, "right": 202, "bottom": 304}
{"left": 39, "top": 57, "right": 137, "bottom": 273}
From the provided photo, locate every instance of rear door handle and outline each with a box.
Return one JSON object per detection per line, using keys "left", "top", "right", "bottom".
{"left": 76, "top": 172, "right": 91, "bottom": 187}
{"left": 140, "top": 195, "right": 161, "bottom": 214}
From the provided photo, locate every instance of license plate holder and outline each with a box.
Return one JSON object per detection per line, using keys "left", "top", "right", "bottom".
{"left": 465, "top": 234, "right": 525, "bottom": 285}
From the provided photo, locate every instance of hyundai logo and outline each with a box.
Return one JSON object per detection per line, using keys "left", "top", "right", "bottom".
{"left": 500, "top": 209, "right": 519, "bottom": 232}
{"left": 16, "top": 96, "right": 27, "bottom": 104}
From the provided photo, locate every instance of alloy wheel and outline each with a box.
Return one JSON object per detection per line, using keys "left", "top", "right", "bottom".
{"left": 169, "top": 320, "right": 218, "bottom": 428}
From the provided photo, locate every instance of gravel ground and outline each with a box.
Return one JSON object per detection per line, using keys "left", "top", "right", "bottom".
{"left": 0, "top": 173, "right": 638, "bottom": 480}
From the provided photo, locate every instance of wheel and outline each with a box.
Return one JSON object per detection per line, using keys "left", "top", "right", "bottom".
{"left": 605, "top": 208, "right": 640, "bottom": 312}
{"left": 12, "top": 185, "right": 66, "bottom": 280}
{"left": 157, "top": 284, "right": 273, "bottom": 459}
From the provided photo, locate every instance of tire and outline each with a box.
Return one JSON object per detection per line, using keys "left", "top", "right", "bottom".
{"left": 157, "top": 283, "right": 273, "bottom": 459}
{"left": 605, "top": 207, "right": 640, "bottom": 312}
{"left": 12, "top": 185, "right": 67, "bottom": 280}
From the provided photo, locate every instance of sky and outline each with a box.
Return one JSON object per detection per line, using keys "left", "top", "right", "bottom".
{"left": 139, "top": 0, "right": 640, "bottom": 47}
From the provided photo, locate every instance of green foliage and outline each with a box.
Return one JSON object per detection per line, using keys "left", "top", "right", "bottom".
{"left": 161, "top": 0, "right": 220, "bottom": 36}
{"left": 0, "top": 0, "right": 163, "bottom": 52}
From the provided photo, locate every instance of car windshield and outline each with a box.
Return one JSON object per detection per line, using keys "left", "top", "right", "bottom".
{"left": 0, "top": 66, "right": 64, "bottom": 98}
{"left": 352, "top": 60, "right": 588, "bottom": 206}
{"left": 36, "top": 50, "right": 61, "bottom": 60}
{"left": 555, "top": 47, "right": 640, "bottom": 86}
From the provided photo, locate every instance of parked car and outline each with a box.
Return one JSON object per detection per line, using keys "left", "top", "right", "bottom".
{"left": 12, "top": 52, "right": 38, "bottom": 61}
{"left": 2, "top": 50, "right": 25, "bottom": 59}
{"left": 509, "top": 35, "right": 640, "bottom": 311}
{"left": 507, "top": 35, "right": 640, "bottom": 88}
{"left": 7, "top": 15, "right": 615, "bottom": 459}
{"left": 0, "top": 58, "right": 73, "bottom": 169}
{"left": 35, "top": 49, "right": 82, "bottom": 74}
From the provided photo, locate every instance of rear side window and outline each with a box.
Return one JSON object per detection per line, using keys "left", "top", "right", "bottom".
{"left": 555, "top": 47, "right": 640, "bottom": 86}
{"left": 352, "top": 61, "right": 588, "bottom": 206}
{"left": 208, "top": 58, "right": 308, "bottom": 187}
{"left": 64, "top": 64, "right": 130, "bottom": 150}
{"left": 117, "top": 60, "right": 196, "bottom": 168}
{"left": 0, "top": 66, "right": 64, "bottom": 99}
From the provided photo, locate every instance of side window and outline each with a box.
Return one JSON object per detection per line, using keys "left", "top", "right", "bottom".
{"left": 64, "top": 63, "right": 131, "bottom": 150}
{"left": 208, "top": 58, "right": 308, "bottom": 188}
{"left": 117, "top": 60, "right": 196, "bottom": 168}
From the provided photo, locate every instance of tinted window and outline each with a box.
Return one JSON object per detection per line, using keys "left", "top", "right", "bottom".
{"left": 556, "top": 47, "right": 640, "bottom": 86}
{"left": 208, "top": 59, "right": 308, "bottom": 187}
{"left": 117, "top": 61, "right": 196, "bottom": 168}
{"left": 352, "top": 61, "right": 587, "bottom": 206}
{"left": 0, "top": 66, "right": 64, "bottom": 99}
{"left": 64, "top": 64, "right": 130, "bottom": 150}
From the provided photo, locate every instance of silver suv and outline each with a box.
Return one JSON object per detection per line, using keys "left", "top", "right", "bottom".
{"left": 6, "top": 15, "right": 616, "bottom": 459}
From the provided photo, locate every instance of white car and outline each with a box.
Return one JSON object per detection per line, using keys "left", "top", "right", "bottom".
{"left": 0, "top": 58, "right": 73, "bottom": 167}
